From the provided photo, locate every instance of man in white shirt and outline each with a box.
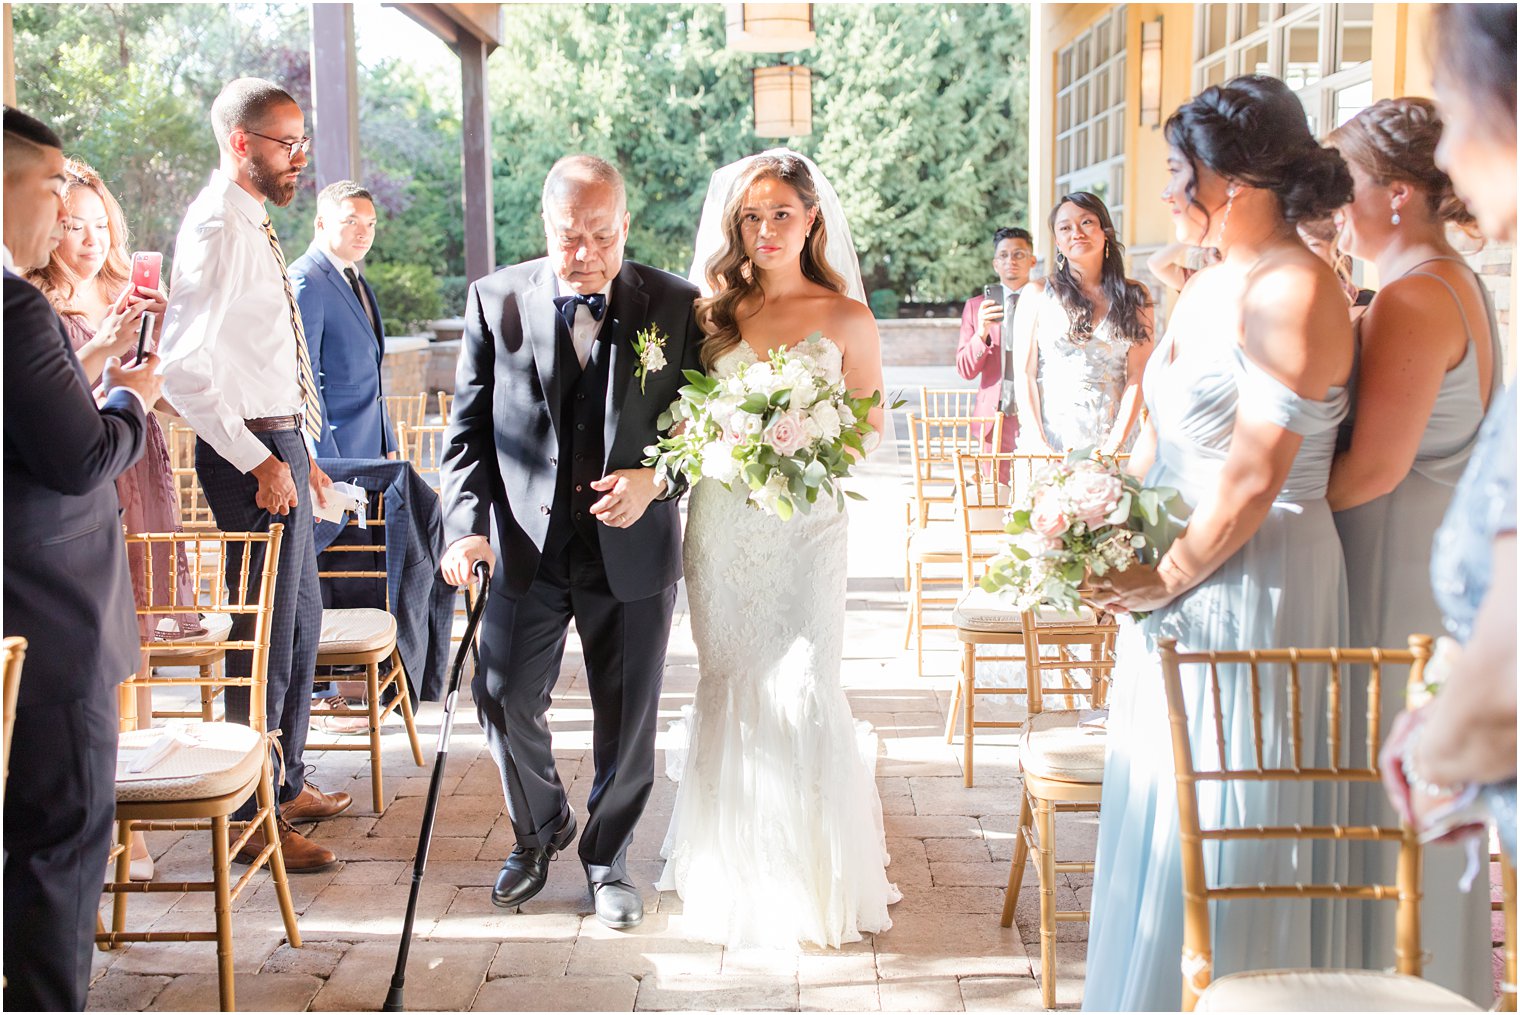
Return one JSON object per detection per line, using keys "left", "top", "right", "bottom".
{"left": 158, "top": 78, "right": 350, "bottom": 872}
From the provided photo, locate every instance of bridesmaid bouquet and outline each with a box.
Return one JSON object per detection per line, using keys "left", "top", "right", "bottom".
{"left": 644, "top": 334, "right": 884, "bottom": 519}
{"left": 980, "top": 450, "right": 1183, "bottom": 613}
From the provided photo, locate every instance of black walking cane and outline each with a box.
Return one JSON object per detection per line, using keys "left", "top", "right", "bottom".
{"left": 384, "top": 559, "right": 491, "bottom": 1012}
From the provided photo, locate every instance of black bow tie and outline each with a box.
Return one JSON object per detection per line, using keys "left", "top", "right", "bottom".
{"left": 554, "top": 292, "right": 607, "bottom": 332}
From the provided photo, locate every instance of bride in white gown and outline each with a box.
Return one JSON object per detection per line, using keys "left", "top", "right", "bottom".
{"left": 655, "top": 150, "right": 901, "bottom": 948}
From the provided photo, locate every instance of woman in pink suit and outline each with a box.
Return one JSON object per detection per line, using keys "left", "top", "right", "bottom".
{"left": 955, "top": 226, "right": 1034, "bottom": 450}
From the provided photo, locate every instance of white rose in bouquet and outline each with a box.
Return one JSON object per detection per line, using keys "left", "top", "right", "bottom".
{"left": 811, "top": 400, "right": 843, "bottom": 440}
{"left": 700, "top": 440, "right": 741, "bottom": 485}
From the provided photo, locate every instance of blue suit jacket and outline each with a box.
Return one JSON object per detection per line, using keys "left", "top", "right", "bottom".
{"left": 289, "top": 245, "right": 394, "bottom": 459}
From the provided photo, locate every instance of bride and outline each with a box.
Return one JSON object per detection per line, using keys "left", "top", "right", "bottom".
{"left": 655, "top": 150, "right": 901, "bottom": 948}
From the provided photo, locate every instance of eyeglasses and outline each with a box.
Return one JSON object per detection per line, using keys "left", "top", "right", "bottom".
{"left": 995, "top": 250, "right": 1033, "bottom": 263}
{"left": 241, "top": 128, "right": 312, "bottom": 159}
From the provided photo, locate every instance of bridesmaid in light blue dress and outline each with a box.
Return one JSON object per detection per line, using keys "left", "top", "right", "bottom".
{"left": 1083, "top": 76, "right": 1357, "bottom": 1011}
{"left": 1325, "top": 97, "right": 1501, "bottom": 1005}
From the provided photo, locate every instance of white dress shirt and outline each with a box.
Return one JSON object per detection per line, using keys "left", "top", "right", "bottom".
{"left": 552, "top": 276, "right": 612, "bottom": 369}
{"left": 158, "top": 171, "right": 307, "bottom": 473}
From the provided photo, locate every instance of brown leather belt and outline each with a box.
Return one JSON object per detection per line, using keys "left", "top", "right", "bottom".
{"left": 244, "top": 414, "right": 303, "bottom": 434}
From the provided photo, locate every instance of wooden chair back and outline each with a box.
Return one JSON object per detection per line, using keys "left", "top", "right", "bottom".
{"left": 1158, "top": 635, "right": 1434, "bottom": 1011}
{"left": 396, "top": 422, "right": 450, "bottom": 495}
{"left": 385, "top": 392, "right": 428, "bottom": 434}
{"left": 1, "top": 637, "right": 26, "bottom": 803}
{"left": 164, "top": 420, "right": 217, "bottom": 530}
{"left": 952, "top": 450, "right": 1072, "bottom": 585}
{"left": 436, "top": 390, "right": 453, "bottom": 423}
{"left": 120, "top": 527, "right": 285, "bottom": 733}
{"left": 920, "top": 387, "right": 978, "bottom": 419}
{"left": 316, "top": 488, "right": 389, "bottom": 611}
{"left": 906, "top": 412, "right": 1003, "bottom": 528}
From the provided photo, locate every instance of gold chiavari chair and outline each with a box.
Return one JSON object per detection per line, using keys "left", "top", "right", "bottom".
{"left": 903, "top": 412, "right": 1003, "bottom": 675}
{"left": 157, "top": 420, "right": 226, "bottom": 722}
{"left": 919, "top": 386, "right": 979, "bottom": 419}
{"left": 385, "top": 392, "right": 429, "bottom": 446}
{"left": 436, "top": 389, "right": 453, "bottom": 423}
{"left": 396, "top": 421, "right": 450, "bottom": 495}
{"left": 309, "top": 487, "right": 424, "bottom": 812}
{"left": 1, "top": 637, "right": 26, "bottom": 804}
{"left": 946, "top": 452, "right": 1096, "bottom": 781}
{"left": 100, "top": 527, "right": 301, "bottom": 1013}
{"left": 165, "top": 418, "right": 218, "bottom": 532}
{"left": 1157, "top": 635, "right": 1479, "bottom": 1012}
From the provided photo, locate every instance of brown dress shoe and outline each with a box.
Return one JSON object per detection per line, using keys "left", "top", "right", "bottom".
{"left": 281, "top": 780, "right": 353, "bottom": 822}
{"left": 234, "top": 816, "right": 337, "bottom": 872}
{"left": 310, "top": 694, "right": 371, "bottom": 736}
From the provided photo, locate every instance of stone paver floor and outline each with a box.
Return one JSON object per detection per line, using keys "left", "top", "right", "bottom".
{"left": 89, "top": 385, "right": 1094, "bottom": 1012}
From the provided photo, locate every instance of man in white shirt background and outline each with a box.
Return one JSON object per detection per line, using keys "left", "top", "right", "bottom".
{"left": 158, "top": 77, "right": 350, "bottom": 872}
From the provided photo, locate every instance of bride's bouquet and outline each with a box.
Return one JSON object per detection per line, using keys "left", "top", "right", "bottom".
{"left": 644, "top": 334, "right": 883, "bottom": 520}
{"left": 980, "top": 450, "right": 1184, "bottom": 613}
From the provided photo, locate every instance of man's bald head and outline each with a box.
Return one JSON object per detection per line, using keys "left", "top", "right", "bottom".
{"left": 541, "top": 155, "right": 626, "bottom": 215}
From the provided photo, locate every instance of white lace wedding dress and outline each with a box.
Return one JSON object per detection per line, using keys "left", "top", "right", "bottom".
{"left": 656, "top": 336, "right": 901, "bottom": 949}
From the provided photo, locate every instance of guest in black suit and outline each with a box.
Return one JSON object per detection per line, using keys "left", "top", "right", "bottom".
{"left": 290, "top": 180, "right": 395, "bottom": 461}
{"left": 439, "top": 155, "right": 701, "bottom": 930}
{"left": 1, "top": 105, "right": 161, "bottom": 1012}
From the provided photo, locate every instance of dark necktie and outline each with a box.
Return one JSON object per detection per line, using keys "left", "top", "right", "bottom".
{"left": 553, "top": 292, "right": 607, "bottom": 335}
{"left": 343, "top": 266, "right": 381, "bottom": 340}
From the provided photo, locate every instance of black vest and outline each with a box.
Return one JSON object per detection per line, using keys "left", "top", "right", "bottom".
{"left": 545, "top": 317, "right": 610, "bottom": 554}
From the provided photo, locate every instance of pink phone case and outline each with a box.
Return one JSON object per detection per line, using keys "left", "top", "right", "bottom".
{"left": 131, "top": 251, "right": 162, "bottom": 293}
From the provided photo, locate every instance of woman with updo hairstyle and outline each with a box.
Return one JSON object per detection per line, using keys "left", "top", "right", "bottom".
{"left": 1321, "top": 97, "right": 1502, "bottom": 1005}
{"left": 1378, "top": 2, "right": 1517, "bottom": 980}
{"left": 1083, "top": 75, "right": 1358, "bottom": 1011}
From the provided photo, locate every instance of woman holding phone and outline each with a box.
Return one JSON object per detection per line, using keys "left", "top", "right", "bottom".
{"left": 27, "top": 158, "right": 200, "bottom": 881}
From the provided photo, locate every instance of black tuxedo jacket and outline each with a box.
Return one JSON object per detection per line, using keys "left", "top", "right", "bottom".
{"left": 440, "top": 258, "right": 703, "bottom": 602}
{"left": 2, "top": 270, "right": 147, "bottom": 703}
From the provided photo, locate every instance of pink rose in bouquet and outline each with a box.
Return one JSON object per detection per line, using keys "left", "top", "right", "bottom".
{"left": 764, "top": 410, "right": 808, "bottom": 456}
{"left": 1029, "top": 486, "right": 1070, "bottom": 539}
{"left": 1066, "top": 467, "right": 1124, "bottom": 529}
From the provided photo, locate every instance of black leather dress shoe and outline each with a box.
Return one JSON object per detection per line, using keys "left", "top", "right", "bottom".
{"left": 491, "top": 810, "right": 577, "bottom": 909}
{"left": 590, "top": 878, "right": 644, "bottom": 930}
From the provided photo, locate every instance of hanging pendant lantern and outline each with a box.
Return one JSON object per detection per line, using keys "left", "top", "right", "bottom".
{"left": 752, "top": 65, "right": 812, "bottom": 137}
{"left": 726, "top": 3, "right": 815, "bottom": 53}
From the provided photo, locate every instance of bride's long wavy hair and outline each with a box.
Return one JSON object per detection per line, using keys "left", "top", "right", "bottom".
{"left": 695, "top": 154, "right": 847, "bottom": 370}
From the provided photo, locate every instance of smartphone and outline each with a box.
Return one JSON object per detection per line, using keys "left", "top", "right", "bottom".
{"left": 983, "top": 283, "right": 1006, "bottom": 312}
{"left": 130, "top": 251, "right": 162, "bottom": 293}
{"left": 134, "top": 312, "right": 154, "bottom": 366}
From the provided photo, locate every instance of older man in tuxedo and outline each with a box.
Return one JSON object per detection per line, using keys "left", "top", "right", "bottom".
{"left": 2, "top": 105, "right": 161, "bottom": 1011}
{"left": 439, "top": 155, "right": 700, "bottom": 930}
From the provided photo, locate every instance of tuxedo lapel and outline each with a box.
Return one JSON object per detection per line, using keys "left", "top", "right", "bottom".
{"left": 522, "top": 267, "right": 564, "bottom": 444}
{"left": 602, "top": 263, "right": 648, "bottom": 461}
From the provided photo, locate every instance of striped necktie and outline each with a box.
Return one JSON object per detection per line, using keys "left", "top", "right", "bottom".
{"left": 260, "top": 216, "right": 323, "bottom": 443}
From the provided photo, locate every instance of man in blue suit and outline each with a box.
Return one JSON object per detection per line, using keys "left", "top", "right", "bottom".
{"left": 289, "top": 180, "right": 394, "bottom": 460}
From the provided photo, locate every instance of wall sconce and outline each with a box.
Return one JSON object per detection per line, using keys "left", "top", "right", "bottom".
{"left": 1140, "top": 18, "right": 1163, "bottom": 128}
{"left": 752, "top": 65, "right": 812, "bottom": 137}
{"left": 726, "top": 3, "right": 815, "bottom": 53}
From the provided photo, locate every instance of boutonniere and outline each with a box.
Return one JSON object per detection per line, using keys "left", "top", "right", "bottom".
{"left": 632, "top": 324, "right": 668, "bottom": 393}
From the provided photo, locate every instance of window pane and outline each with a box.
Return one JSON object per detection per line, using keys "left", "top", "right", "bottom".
{"left": 1298, "top": 92, "right": 1319, "bottom": 136}
{"left": 1078, "top": 36, "right": 1092, "bottom": 78}
{"left": 1112, "top": 163, "right": 1125, "bottom": 207}
{"left": 1242, "top": 38, "right": 1270, "bottom": 77}
{"left": 1114, "top": 108, "right": 1125, "bottom": 155}
{"left": 1058, "top": 137, "right": 1070, "bottom": 177}
{"left": 1059, "top": 91, "right": 1072, "bottom": 132}
{"left": 1284, "top": 13, "right": 1322, "bottom": 90}
{"left": 1334, "top": 78, "right": 1373, "bottom": 127}
{"left": 1338, "top": 3, "right": 1374, "bottom": 70}
{"left": 1060, "top": 48, "right": 1073, "bottom": 89}
{"left": 1095, "top": 68, "right": 1109, "bottom": 111}
{"left": 1203, "top": 59, "right": 1227, "bottom": 89}
{"left": 1077, "top": 81, "right": 1090, "bottom": 122}
{"left": 1096, "top": 117, "right": 1109, "bottom": 162}
{"left": 1239, "top": 3, "right": 1273, "bottom": 37}
{"left": 1075, "top": 126, "right": 1089, "bottom": 168}
{"left": 1205, "top": 4, "right": 1228, "bottom": 56}
{"left": 1094, "top": 19, "right": 1110, "bottom": 63}
{"left": 1113, "top": 5, "right": 1128, "bottom": 50}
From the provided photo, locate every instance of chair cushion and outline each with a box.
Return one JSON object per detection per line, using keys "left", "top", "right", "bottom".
{"left": 1195, "top": 969, "right": 1482, "bottom": 1012}
{"left": 1020, "top": 709, "right": 1107, "bottom": 783}
{"left": 951, "top": 588, "right": 1095, "bottom": 633}
{"left": 150, "top": 612, "right": 234, "bottom": 654}
{"left": 907, "top": 524, "right": 966, "bottom": 560}
{"left": 319, "top": 608, "right": 397, "bottom": 654}
{"left": 116, "top": 722, "right": 264, "bottom": 803}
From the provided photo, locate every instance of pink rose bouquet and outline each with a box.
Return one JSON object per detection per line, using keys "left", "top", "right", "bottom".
{"left": 980, "top": 450, "right": 1185, "bottom": 613}
{"left": 644, "top": 334, "right": 886, "bottom": 520}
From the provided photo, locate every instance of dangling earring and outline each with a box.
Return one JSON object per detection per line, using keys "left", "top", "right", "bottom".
{"left": 1391, "top": 208, "right": 1402, "bottom": 226}
{"left": 1056, "top": 251, "right": 1067, "bottom": 269}
{"left": 1218, "top": 186, "right": 1237, "bottom": 246}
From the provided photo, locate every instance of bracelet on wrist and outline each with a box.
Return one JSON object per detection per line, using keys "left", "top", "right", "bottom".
{"left": 1401, "top": 726, "right": 1469, "bottom": 798}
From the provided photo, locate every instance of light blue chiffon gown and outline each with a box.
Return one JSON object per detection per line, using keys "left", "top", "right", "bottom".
{"left": 1082, "top": 327, "right": 1350, "bottom": 1012}
{"left": 1333, "top": 260, "right": 1502, "bottom": 1004}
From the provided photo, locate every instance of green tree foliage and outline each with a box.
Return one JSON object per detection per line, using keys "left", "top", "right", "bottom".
{"left": 488, "top": 3, "right": 1029, "bottom": 302}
